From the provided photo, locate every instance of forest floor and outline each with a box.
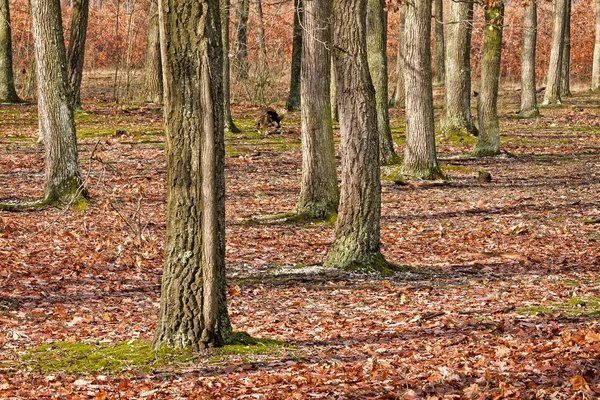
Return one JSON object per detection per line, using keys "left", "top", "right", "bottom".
{"left": 0, "top": 86, "right": 599, "bottom": 399}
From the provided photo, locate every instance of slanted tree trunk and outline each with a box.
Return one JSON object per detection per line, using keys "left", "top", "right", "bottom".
{"left": 542, "top": 0, "right": 567, "bottom": 105}
{"left": 592, "top": 0, "right": 600, "bottom": 90}
{"left": 144, "top": 0, "right": 162, "bottom": 103}
{"left": 439, "top": 0, "right": 477, "bottom": 138}
{"left": 367, "top": 0, "right": 399, "bottom": 165}
{"left": 402, "top": 0, "right": 443, "bottom": 180}
{"left": 234, "top": 0, "right": 250, "bottom": 79}
{"left": 391, "top": 4, "right": 405, "bottom": 108}
{"left": 519, "top": 0, "right": 539, "bottom": 118}
{"left": 432, "top": 0, "right": 445, "bottom": 86}
{"left": 0, "top": 0, "right": 21, "bottom": 103}
{"left": 560, "top": 0, "right": 571, "bottom": 97}
{"left": 294, "top": 0, "right": 339, "bottom": 220}
{"left": 31, "top": 0, "right": 87, "bottom": 206}
{"left": 154, "top": 0, "right": 232, "bottom": 350}
{"left": 66, "top": 0, "right": 89, "bottom": 109}
{"left": 286, "top": 0, "right": 302, "bottom": 111}
{"left": 473, "top": 2, "right": 504, "bottom": 157}
{"left": 324, "top": 1, "right": 388, "bottom": 273}
{"left": 221, "top": 0, "right": 240, "bottom": 132}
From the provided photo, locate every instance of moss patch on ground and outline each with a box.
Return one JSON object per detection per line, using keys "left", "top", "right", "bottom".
{"left": 518, "top": 297, "right": 600, "bottom": 317}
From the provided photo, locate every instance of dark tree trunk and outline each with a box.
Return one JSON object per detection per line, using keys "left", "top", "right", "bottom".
{"left": 0, "top": 0, "right": 21, "bottom": 103}
{"left": 432, "top": 0, "right": 445, "bottom": 86}
{"left": 145, "top": 0, "right": 162, "bottom": 103}
{"left": 221, "top": 0, "right": 240, "bottom": 132}
{"left": 66, "top": 0, "right": 89, "bottom": 109}
{"left": 519, "top": 0, "right": 539, "bottom": 118}
{"left": 391, "top": 4, "right": 405, "bottom": 108}
{"left": 543, "top": 0, "right": 567, "bottom": 105}
{"left": 286, "top": 0, "right": 302, "bottom": 111}
{"left": 153, "top": 0, "right": 232, "bottom": 349}
{"left": 560, "top": 0, "right": 571, "bottom": 97}
{"left": 234, "top": 0, "right": 250, "bottom": 79}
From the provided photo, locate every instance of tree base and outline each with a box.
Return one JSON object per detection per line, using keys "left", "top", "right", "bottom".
{"left": 324, "top": 238, "right": 392, "bottom": 276}
{"left": 0, "top": 193, "right": 88, "bottom": 212}
{"left": 518, "top": 108, "right": 541, "bottom": 118}
{"left": 401, "top": 165, "right": 445, "bottom": 181}
{"left": 439, "top": 117, "right": 479, "bottom": 138}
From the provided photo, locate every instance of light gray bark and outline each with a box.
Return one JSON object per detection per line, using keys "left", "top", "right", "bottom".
{"left": 145, "top": 0, "right": 162, "bottom": 103}
{"left": 542, "top": 0, "right": 567, "bottom": 105}
{"left": 221, "top": 0, "right": 240, "bottom": 132}
{"left": 234, "top": 0, "right": 250, "bottom": 79}
{"left": 519, "top": 0, "right": 539, "bottom": 118}
{"left": 0, "top": 0, "right": 20, "bottom": 103}
{"left": 592, "top": 0, "right": 600, "bottom": 90}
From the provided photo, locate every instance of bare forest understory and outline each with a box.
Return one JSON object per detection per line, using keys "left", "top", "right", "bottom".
{"left": 0, "top": 83, "right": 600, "bottom": 398}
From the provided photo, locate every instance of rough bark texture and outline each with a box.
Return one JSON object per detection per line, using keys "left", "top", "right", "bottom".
{"left": 154, "top": 0, "right": 232, "bottom": 350}
{"left": 542, "top": 0, "right": 567, "bottom": 105}
{"left": 66, "top": 0, "right": 89, "bottom": 109}
{"left": 254, "top": 0, "right": 269, "bottom": 97}
{"left": 560, "top": 0, "right": 571, "bottom": 98}
{"left": 0, "top": 0, "right": 21, "bottom": 103}
{"left": 432, "top": 0, "right": 445, "bottom": 86}
{"left": 402, "top": 0, "right": 443, "bottom": 180}
{"left": 145, "top": 0, "right": 162, "bottom": 103}
{"left": 285, "top": 0, "right": 302, "bottom": 111}
{"left": 234, "top": 0, "right": 249, "bottom": 79}
{"left": 519, "top": 0, "right": 539, "bottom": 118}
{"left": 330, "top": 61, "right": 338, "bottom": 120}
{"left": 473, "top": 3, "right": 504, "bottom": 158}
{"left": 367, "top": 0, "right": 398, "bottom": 165}
{"left": 324, "top": 0, "right": 387, "bottom": 273}
{"left": 592, "top": 0, "right": 600, "bottom": 90}
{"left": 221, "top": 0, "right": 240, "bottom": 132}
{"left": 31, "top": 0, "right": 86, "bottom": 205}
{"left": 294, "top": 0, "right": 339, "bottom": 220}
{"left": 392, "top": 5, "right": 405, "bottom": 108}
{"left": 440, "top": 0, "right": 477, "bottom": 137}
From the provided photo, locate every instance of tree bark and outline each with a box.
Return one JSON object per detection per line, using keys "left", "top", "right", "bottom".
{"left": 391, "top": 5, "right": 405, "bottom": 108}
{"left": 519, "top": 0, "right": 539, "bottom": 118}
{"left": 324, "top": 0, "right": 387, "bottom": 273}
{"left": 0, "top": 0, "right": 21, "bottom": 103}
{"left": 542, "top": 0, "right": 567, "bottom": 105}
{"left": 285, "top": 0, "right": 302, "bottom": 111}
{"left": 234, "top": 0, "right": 250, "bottom": 79}
{"left": 560, "top": 0, "right": 571, "bottom": 97}
{"left": 432, "top": 0, "right": 445, "bottom": 86}
{"left": 31, "top": 0, "right": 87, "bottom": 205}
{"left": 330, "top": 61, "right": 338, "bottom": 120}
{"left": 439, "top": 0, "right": 477, "bottom": 137}
{"left": 592, "top": 0, "right": 600, "bottom": 90}
{"left": 144, "top": 0, "right": 162, "bottom": 103}
{"left": 367, "top": 0, "right": 399, "bottom": 165}
{"left": 294, "top": 0, "right": 339, "bottom": 220}
{"left": 154, "top": 0, "right": 232, "bottom": 349}
{"left": 221, "top": 0, "right": 240, "bottom": 132}
{"left": 402, "top": 0, "right": 443, "bottom": 180}
{"left": 473, "top": 2, "right": 504, "bottom": 157}
{"left": 254, "top": 0, "right": 269, "bottom": 102}
{"left": 66, "top": 0, "right": 89, "bottom": 109}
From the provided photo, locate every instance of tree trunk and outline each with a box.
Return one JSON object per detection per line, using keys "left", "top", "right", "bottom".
{"left": 254, "top": 0, "right": 269, "bottom": 102}
{"left": 324, "top": 0, "right": 387, "bottom": 273}
{"left": 234, "top": 0, "right": 250, "bottom": 80}
{"left": 391, "top": 4, "right": 405, "bottom": 108}
{"left": 221, "top": 0, "right": 240, "bottom": 132}
{"left": 402, "top": 0, "right": 443, "bottom": 180}
{"left": 542, "top": 0, "right": 567, "bottom": 105}
{"left": 473, "top": 2, "right": 504, "bottom": 157}
{"left": 592, "top": 0, "right": 600, "bottom": 90}
{"left": 0, "top": 0, "right": 21, "bottom": 103}
{"left": 519, "top": 0, "right": 539, "bottom": 118}
{"left": 153, "top": 0, "right": 232, "bottom": 350}
{"left": 294, "top": 0, "right": 339, "bottom": 220}
{"left": 367, "top": 0, "right": 399, "bottom": 165}
{"left": 330, "top": 61, "right": 338, "bottom": 120}
{"left": 144, "top": 0, "right": 162, "bottom": 103}
{"left": 439, "top": 0, "right": 477, "bottom": 137}
{"left": 66, "top": 0, "right": 89, "bottom": 109}
{"left": 31, "top": 0, "right": 87, "bottom": 205}
{"left": 560, "top": 0, "right": 571, "bottom": 97}
{"left": 285, "top": 0, "right": 302, "bottom": 111}
{"left": 432, "top": 0, "right": 445, "bottom": 86}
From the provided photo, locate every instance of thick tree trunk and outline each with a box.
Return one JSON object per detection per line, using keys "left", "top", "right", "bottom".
{"left": 66, "top": 0, "right": 89, "bottom": 109}
{"left": 542, "top": 0, "right": 567, "bottom": 105}
{"left": 144, "top": 0, "right": 162, "bottom": 103}
{"left": 402, "top": 0, "right": 443, "bottom": 180}
{"left": 440, "top": 0, "right": 477, "bottom": 137}
{"left": 391, "top": 5, "right": 405, "bottom": 108}
{"left": 0, "top": 0, "right": 21, "bottom": 103}
{"left": 592, "top": 0, "right": 600, "bottom": 90}
{"left": 234, "top": 0, "right": 250, "bottom": 79}
{"left": 560, "top": 0, "right": 571, "bottom": 97}
{"left": 294, "top": 0, "right": 339, "bottom": 220}
{"left": 286, "top": 0, "right": 302, "bottom": 111}
{"left": 432, "top": 0, "right": 445, "bottom": 86}
{"left": 31, "top": 0, "right": 87, "bottom": 205}
{"left": 221, "top": 0, "right": 240, "bottom": 132}
{"left": 324, "top": 0, "right": 387, "bottom": 273}
{"left": 367, "top": 0, "right": 399, "bottom": 165}
{"left": 519, "top": 0, "right": 539, "bottom": 118}
{"left": 154, "top": 0, "right": 232, "bottom": 350}
{"left": 473, "top": 2, "right": 504, "bottom": 157}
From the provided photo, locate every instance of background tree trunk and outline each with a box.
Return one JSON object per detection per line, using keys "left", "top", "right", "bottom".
{"left": 0, "top": 0, "right": 21, "bottom": 103}
{"left": 367, "top": 0, "right": 399, "bottom": 165}
{"left": 330, "top": 62, "right": 338, "bottom": 120}
{"left": 66, "top": 0, "right": 89, "bottom": 109}
{"left": 285, "top": 0, "right": 302, "bottom": 111}
{"left": 391, "top": 5, "right": 405, "bottom": 108}
{"left": 592, "top": 0, "right": 600, "bottom": 90}
{"left": 473, "top": 2, "right": 504, "bottom": 157}
{"left": 294, "top": 0, "right": 339, "bottom": 220}
{"left": 402, "top": 0, "right": 443, "bottom": 180}
{"left": 432, "top": 0, "right": 445, "bottom": 86}
{"left": 234, "top": 0, "right": 250, "bottom": 79}
{"left": 542, "top": 0, "right": 567, "bottom": 105}
{"left": 560, "top": 0, "right": 571, "bottom": 97}
{"left": 324, "top": 0, "right": 387, "bottom": 273}
{"left": 222, "top": 0, "right": 240, "bottom": 132}
{"left": 144, "top": 0, "right": 162, "bottom": 103}
{"left": 519, "top": 0, "right": 539, "bottom": 118}
{"left": 153, "top": 0, "right": 232, "bottom": 350}
{"left": 254, "top": 0, "right": 269, "bottom": 102}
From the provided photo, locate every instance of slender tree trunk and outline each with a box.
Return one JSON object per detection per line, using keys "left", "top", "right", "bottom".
{"left": 367, "top": 0, "right": 399, "bottom": 165}
{"left": 402, "top": 0, "right": 443, "bottom": 180}
{"left": 324, "top": 0, "right": 387, "bottom": 273}
{"left": 154, "top": 0, "right": 232, "bottom": 350}
{"left": 294, "top": 0, "right": 339, "bottom": 220}
{"left": 31, "top": 0, "right": 87, "bottom": 205}
{"left": 560, "top": 0, "right": 571, "bottom": 97}
{"left": 254, "top": 0, "right": 268, "bottom": 102}
{"left": 439, "top": 0, "right": 477, "bottom": 137}
{"left": 432, "top": 0, "right": 445, "bottom": 86}
{"left": 542, "top": 0, "right": 567, "bottom": 105}
{"left": 0, "top": 0, "right": 21, "bottom": 103}
{"left": 519, "top": 0, "right": 539, "bottom": 118}
{"left": 391, "top": 4, "right": 405, "bottom": 108}
{"left": 123, "top": 0, "right": 137, "bottom": 100}
{"left": 66, "top": 0, "right": 89, "bottom": 109}
{"left": 330, "top": 61, "right": 338, "bottom": 120}
{"left": 473, "top": 2, "right": 504, "bottom": 157}
{"left": 112, "top": 0, "right": 121, "bottom": 102}
{"left": 592, "top": 0, "right": 600, "bottom": 90}
{"left": 221, "top": 0, "right": 240, "bottom": 132}
{"left": 234, "top": 0, "right": 250, "bottom": 79}
{"left": 144, "top": 0, "right": 162, "bottom": 103}
{"left": 286, "top": 0, "right": 302, "bottom": 111}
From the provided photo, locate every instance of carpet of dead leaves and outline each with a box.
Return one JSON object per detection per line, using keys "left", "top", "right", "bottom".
{"left": 0, "top": 88, "right": 599, "bottom": 399}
